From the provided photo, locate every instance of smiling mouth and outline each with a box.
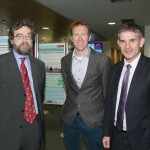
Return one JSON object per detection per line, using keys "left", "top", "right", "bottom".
{"left": 77, "top": 42, "right": 84, "bottom": 45}
{"left": 125, "top": 49, "right": 133, "bottom": 52}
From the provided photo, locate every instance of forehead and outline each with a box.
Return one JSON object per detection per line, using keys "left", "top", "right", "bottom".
{"left": 119, "top": 31, "right": 139, "bottom": 40}
{"left": 14, "top": 26, "right": 32, "bottom": 34}
{"left": 72, "top": 25, "right": 88, "bottom": 33}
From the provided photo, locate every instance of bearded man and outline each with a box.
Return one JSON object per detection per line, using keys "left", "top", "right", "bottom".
{"left": 0, "top": 18, "right": 45, "bottom": 150}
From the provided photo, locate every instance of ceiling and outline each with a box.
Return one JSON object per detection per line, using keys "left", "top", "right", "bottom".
{"left": 36, "top": 0, "right": 150, "bottom": 40}
{"left": 0, "top": 0, "right": 150, "bottom": 44}
{"left": 0, "top": 0, "right": 72, "bottom": 43}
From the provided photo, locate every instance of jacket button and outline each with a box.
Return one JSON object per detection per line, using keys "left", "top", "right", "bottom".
{"left": 20, "top": 125, "right": 23, "bottom": 128}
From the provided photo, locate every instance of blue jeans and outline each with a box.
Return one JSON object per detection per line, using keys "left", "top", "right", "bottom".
{"left": 63, "top": 115, "right": 103, "bottom": 150}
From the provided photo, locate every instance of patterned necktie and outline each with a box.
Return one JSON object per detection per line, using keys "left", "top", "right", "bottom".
{"left": 20, "top": 58, "right": 36, "bottom": 124}
{"left": 116, "top": 64, "right": 131, "bottom": 132}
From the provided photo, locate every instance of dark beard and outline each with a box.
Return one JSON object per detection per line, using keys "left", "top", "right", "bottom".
{"left": 14, "top": 42, "right": 32, "bottom": 55}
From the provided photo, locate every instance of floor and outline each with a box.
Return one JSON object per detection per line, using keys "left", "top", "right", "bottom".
{"left": 42, "top": 105, "right": 88, "bottom": 150}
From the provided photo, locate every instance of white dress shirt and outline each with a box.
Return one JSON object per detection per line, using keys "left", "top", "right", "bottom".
{"left": 114, "top": 53, "right": 141, "bottom": 131}
{"left": 72, "top": 47, "right": 90, "bottom": 88}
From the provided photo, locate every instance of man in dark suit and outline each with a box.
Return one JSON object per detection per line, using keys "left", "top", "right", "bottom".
{"left": 102, "top": 23, "right": 150, "bottom": 150}
{"left": 61, "top": 21, "right": 110, "bottom": 150}
{"left": 0, "top": 18, "right": 45, "bottom": 150}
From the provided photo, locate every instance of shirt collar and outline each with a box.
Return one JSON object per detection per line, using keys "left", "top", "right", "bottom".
{"left": 72, "top": 47, "right": 90, "bottom": 59}
{"left": 124, "top": 52, "right": 141, "bottom": 68}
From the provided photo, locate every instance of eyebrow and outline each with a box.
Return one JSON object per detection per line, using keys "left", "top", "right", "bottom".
{"left": 15, "top": 33, "right": 32, "bottom": 35}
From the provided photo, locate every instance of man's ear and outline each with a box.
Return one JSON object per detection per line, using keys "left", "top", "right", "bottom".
{"left": 88, "top": 35, "right": 91, "bottom": 41}
{"left": 71, "top": 36, "right": 73, "bottom": 42}
{"left": 10, "top": 39, "right": 13, "bottom": 45}
{"left": 117, "top": 40, "right": 120, "bottom": 46}
{"left": 140, "top": 37, "right": 145, "bottom": 48}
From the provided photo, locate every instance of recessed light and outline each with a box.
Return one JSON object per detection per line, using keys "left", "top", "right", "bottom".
{"left": 111, "top": 0, "right": 131, "bottom": 3}
{"left": 108, "top": 22, "right": 116, "bottom": 25}
{"left": 42, "top": 27, "right": 49, "bottom": 30}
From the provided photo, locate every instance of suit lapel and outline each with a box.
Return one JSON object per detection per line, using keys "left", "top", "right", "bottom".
{"left": 113, "top": 64, "right": 123, "bottom": 90}
{"left": 112, "top": 62, "right": 124, "bottom": 108}
{"left": 81, "top": 50, "right": 96, "bottom": 88}
{"left": 29, "top": 56, "right": 38, "bottom": 93}
{"left": 8, "top": 52, "right": 25, "bottom": 92}
{"left": 65, "top": 52, "right": 79, "bottom": 91}
{"left": 127, "top": 55, "right": 146, "bottom": 103}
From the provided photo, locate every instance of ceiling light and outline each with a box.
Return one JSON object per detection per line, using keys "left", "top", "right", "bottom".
{"left": 108, "top": 22, "right": 116, "bottom": 25}
{"left": 111, "top": 0, "right": 131, "bottom": 3}
{"left": 42, "top": 27, "right": 49, "bottom": 30}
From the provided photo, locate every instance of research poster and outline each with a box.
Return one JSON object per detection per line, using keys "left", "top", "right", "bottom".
{"left": 0, "top": 36, "right": 12, "bottom": 55}
{"left": 38, "top": 43, "right": 68, "bottom": 105}
{"left": 45, "top": 73, "right": 66, "bottom": 105}
{"left": 38, "top": 43, "right": 67, "bottom": 69}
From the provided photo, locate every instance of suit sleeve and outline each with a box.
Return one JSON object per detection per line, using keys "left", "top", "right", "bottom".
{"left": 61, "top": 57, "right": 69, "bottom": 90}
{"left": 103, "top": 66, "right": 114, "bottom": 136}
{"left": 40, "top": 62, "right": 46, "bottom": 102}
{"left": 102, "top": 57, "right": 111, "bottom": 99}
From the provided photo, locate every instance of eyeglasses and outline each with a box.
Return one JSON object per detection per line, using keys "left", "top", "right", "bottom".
{"left": 72, "top": 33, "right": 88, "bottom": 38}
{"left": 14, "top": 34, "right": 32, "bottom": 40}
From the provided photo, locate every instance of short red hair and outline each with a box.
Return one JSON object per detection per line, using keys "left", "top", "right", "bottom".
{"left": 70, "top": 21, "right": 90, "bottom": 35}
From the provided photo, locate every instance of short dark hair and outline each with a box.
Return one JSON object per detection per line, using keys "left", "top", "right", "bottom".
{"left": 8, "top": 18, "right": 35, "bottom": 41}
{"left": 118, "top": 23, "right": 143, "bottom": 39}
{"left": 70, "top": 21, "right": 91, "bottom": 35}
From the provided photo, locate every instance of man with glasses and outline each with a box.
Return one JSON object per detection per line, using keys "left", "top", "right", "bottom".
{"left": 0, "top": 18, "right": 45, "bottom": 150}
{"left": 61, "top": 21, "right": 110, "bottom": 150}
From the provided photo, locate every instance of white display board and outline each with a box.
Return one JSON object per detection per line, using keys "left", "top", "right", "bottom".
{"left": 0, "top": 36, "right": 12, "bottom": 55}
{"left": 45, "top": 73, "right": 65, "bottom": 105}
{"left": 38, "top": 43, "right": 68, "bottom": 69}
{"left": 38, "top": 42, "right": 68, "bottom": 105}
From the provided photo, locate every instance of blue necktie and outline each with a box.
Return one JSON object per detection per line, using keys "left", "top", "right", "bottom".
{"left": 116, "top": 64, "right": 131, "bottom": 132}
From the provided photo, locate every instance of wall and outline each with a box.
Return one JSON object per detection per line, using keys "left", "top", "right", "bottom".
{"left": 144, "top": 25, "right": 150, "bottom": 57}
{"left": 101, "top": 41, "right": 111, "bottom": 57}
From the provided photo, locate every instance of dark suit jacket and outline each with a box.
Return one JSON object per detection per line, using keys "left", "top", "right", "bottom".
{"left": 0, "top": 51, "right": 45, "bottom": 150}
{"left": 104, "top": 54, "right": 150, "bottom": 150}
{"left": 61, "top": 48, "right": 110, "bottom": 128}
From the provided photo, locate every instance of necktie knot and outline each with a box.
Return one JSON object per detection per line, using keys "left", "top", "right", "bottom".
{"left": 126, "top": 64, "right": 131, "bottom": 70}
{"left": 20, "top": 57, "right": 26, "bottom": 64}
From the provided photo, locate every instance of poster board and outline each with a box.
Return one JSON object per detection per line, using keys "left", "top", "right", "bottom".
{"left": 45, "top": 73, "right": 65, "bottom": 105}
{"left": 38, "top": 42, "right": 68, "bottom": 105}
{"left": 38, "top": 43, "right": 68, "bottom": 70}
{"left": 0, "top": 36, "right": 12, "bottom": 55}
